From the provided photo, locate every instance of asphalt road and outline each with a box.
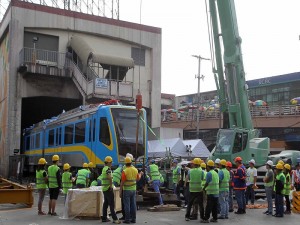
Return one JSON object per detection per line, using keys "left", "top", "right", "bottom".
{"left": 0, "top": 192, "right": 299, "bottom": 225}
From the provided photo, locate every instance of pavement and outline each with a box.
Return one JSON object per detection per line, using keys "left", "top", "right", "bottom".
{"left": 0, "top": 192, "right": 299, "bottom": 225}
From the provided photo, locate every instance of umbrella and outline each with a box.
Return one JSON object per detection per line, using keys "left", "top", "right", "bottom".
{"left": 199, "top": 106, "right": 207, "bottom": 111}
{"left": 253, "top": 100, "right": 267, "bottom": 106}
{"left": 290, "top": 97, "right": 300, "bottom": 105}
{"left": 178, "top": 105, "right": 188, "bottom": 111}
{"left": 207, "top": 103, "right": 220, "bottom": 111}
{"left": 188, "top": 105, "right": 198, "bottom": 109}
{"left": 167, "top": 108, "right": 177, "bottom": 113}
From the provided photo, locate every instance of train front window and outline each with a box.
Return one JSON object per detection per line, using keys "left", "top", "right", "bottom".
{"left": 111, "top": 108, "right": 145, "bottom": 159}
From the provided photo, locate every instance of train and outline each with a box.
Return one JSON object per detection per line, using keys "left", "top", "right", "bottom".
{"left": 23, "top": 101, "right": 148, "bottom": 169}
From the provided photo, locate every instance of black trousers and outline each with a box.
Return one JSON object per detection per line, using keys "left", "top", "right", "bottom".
{"left": 295, "top": 183, "right": 300, "bottom": 191}
{"left": 205, "top": 195, "right": 218, "bottom": 220}
{"left": 103, "top": 189, "right": 118, "bottom": 220}
{"left": 285, "top": 195, "right": 291, "bottom": 212}
{"left": 185, "top": 191, "right": 204, "bottom": 219}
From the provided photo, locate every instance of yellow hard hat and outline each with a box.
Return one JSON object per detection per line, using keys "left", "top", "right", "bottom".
{"left": 83, "top": 163, "right": 89, "bottom": 168}
{"left": 52, "top": 154, "right": 59, "bottom": 161}
{"left": 220, "top": 159, "right": 227, "bottom": 166}
{"left": 284, "top": 164, "right": 291, "bottom": 170}
{"left": 201, "top": 163, "right": 206, "bottom": 169}
{"left": 38, "top": 158, "right": 47, "bottom": 165}
{"left": 105, "top": 156, "right": 113, "bottom": 163}
{"left": 125, "top": 157, "right": 132, "bottom": 163}
{"left": 276, "top": 163, "right": 284, "bottom": 170}
{"left": 193, "top": 158, "right": 201, "bottom": 165}
{"left": 207, "top": 160, "right": 214, "bottom": 167}
{"left": 63, "top": 163, "right": 71, "bottom": 170}
{"left": 278, "top": 160, "right": 284, "bottom": 165}
{"left": 88, "top": 162, "right": 94, "bottom": 168}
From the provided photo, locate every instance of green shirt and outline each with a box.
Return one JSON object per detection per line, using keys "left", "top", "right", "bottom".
{"left": 48, "top": 165, "right": 60, "bottom": 188}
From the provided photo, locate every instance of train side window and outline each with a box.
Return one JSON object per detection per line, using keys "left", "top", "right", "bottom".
{"left": 93, "top": 118, "right": 96, "bottom": 142}
{"left": 25, "top": 136, "right": 30, "bottom": 150}
{"left": 48, "top": 129, "right": 55, "bottom": 147}
{"left": 89, "top": 120, "right": 92, "bottom": 142}
{"left": 75, "top": 121, "right": 86, "bottom": 143}
{"left": 64, "top": 124, "right": 74, "bottom": 145}
{"left": 36, "top": 133, "right": 40, "bottom": 149}
{"left": 100, "top": 118, "right": 111, "bottom": 146}
{"left": 57, "top": 127, "right": 62, "bottom": 146}
{"left": 30, "top": 135, "right": 35, "bottom": 149}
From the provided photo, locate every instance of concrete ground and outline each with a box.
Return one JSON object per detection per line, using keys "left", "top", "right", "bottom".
{"left": 0, "top": 192, "right": 299, "bottom": 225}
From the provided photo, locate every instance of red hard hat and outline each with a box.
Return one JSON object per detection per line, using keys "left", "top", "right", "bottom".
{"left": 234, "top": 157, "right": 242, "bottom": 162}
{"left": 226, "top": 161, "right": 232, "bottom": 168}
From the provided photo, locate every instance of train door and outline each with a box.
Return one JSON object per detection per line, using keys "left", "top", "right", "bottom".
{"left": 88, "top": 114, "right": 98, "bottom": 165}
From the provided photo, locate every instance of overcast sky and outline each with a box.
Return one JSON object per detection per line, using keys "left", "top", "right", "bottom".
{"left": 119, "top": 0, "right": 300, "bottom": 96}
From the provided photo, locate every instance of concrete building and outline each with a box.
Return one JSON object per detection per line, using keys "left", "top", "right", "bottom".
{"left": 0, "top": 0, "right": 161, "bottom": 177}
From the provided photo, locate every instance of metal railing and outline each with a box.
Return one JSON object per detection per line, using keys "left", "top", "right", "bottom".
{"left": 162, "top": 105, "right": 300, "bottom": 122}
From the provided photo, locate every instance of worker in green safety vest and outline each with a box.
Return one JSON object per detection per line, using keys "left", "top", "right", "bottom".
{"left": 283, "top": 164, "right": 292, "bottom": 214}
{"left": 47, "top": 154, "right": 61, "bottom": 216}
{"left": 101, "top": 156, "right": 120, "bottom": 224}
{"left": 263, "top": 160, "right": 274, "bottom": 215}
{"left": 148, "top": 159, "right": 163, "bottom": 205}
{"left": 185, "top": 158, "right": 204, "bottom": 221}
{"left": 202, "top": 160, "right": 219, "bottom": 223}
{"left": 274, "top": 163, "right": 286, "bottom": 217}
{"left": 172, "top": 159, "right": 181, "bottom": 201}
{"left": 76, "top": 163, "right": 90, "bottom": 188}
{"left": 113, "top": 164, "right": 123, "bottom": 187}
{"left": 218, "top": 159, "right": 230, "bottom": 219}
{"left": 36, "top": 157, "right": 48, "bottom": 215}
{"left": 62, "top": 163, "right": 73, "bottom": 198}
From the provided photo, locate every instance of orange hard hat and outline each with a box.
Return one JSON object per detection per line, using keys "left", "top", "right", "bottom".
{"left": 226, "top": 161, "right": 232, "bottom": 168}
{"left": 234, "top": 157, "right": 242, "bottom": 162}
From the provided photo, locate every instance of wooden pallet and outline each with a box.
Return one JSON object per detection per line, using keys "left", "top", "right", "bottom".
{"left": 147, "top": 204, "right": 181, "bottom": 212}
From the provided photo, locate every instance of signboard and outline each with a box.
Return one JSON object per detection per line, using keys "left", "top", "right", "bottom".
{"left": 95, "top": 78, "right": 108, "bottom": 88}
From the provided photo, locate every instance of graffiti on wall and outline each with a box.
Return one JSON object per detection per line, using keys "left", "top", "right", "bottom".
{"left": 0, "top": 32, "right": 9, "bottom": 157}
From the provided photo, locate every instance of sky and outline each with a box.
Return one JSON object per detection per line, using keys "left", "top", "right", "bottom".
{"left": 119, "top": 0, "right": 300, "bottom": 96}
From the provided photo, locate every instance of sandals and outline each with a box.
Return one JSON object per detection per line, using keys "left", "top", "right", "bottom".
{"left": 38, "top": 211, "right": 46, "bottom": 215}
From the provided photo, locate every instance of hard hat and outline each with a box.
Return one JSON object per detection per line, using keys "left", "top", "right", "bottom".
{"left": 215, "top": 158, "right": 220, "bottom": 164}
{"left": 226, "top": 161, "right": 232, "bottom": 168}
{"left": 104, "top": 156, "right": 113, "bottom": 163}
{"left": 52, "top": 154, "right": 59, "bottom": 161}
{"left": 88, "top": 162, "right": 94, "bottom": 168}
{"left": 276, "top": 163, "right": 284, "bottom": 170}
{"left": 249, "top": 159, "right": 256, "bottom": 165}
{"left": 278, "top": 160, "right": 284, "bottom": 165}
{"left": 151, "top": 159, "right": 155, "bottom": 163}
{"left": 83, "top": 163, "right": 89, "bottom": 168}
{"left": 284, "top": 164, "right": 291, "bottom": 170}
{"left": 193, "top": 158, "right": 201, "bottom": 165}
{"left": 63, "top": 163, "right": 71, "bottom": 170}
{"left": 265, "top": 160, "right": 273, "bottom": 167}
{"left": 38, "top": 158, "right": 47, "bottom": 165}
{"left": 172, "top": 159, "right": 178, "bottom": 164}
{"left": 125, "top": 157, "right": 132, "bottom": 163}
{"left": 220, "top": 159, "right": 227, "bottom": 166}
{"left": 126, "top": 153, "right": 134, "bottom": 160}
{"left": 234, "top": 156, "right": 242, "bottom": 162}
{"left": 207, "top": 160, "right": 214, "bottom": 167}
{"left": 201, "top": 163, "right": 206, "bottom": 169}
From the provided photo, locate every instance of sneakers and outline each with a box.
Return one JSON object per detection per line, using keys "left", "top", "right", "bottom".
{"left": 210, "top": 218, "right": 218, "bottom": 223}
{"left": 200, "top": 219, "right": 209, "bottom": 223}
{"left": 38, "top": 211, "right": 46, "bottom": 215}
{"left": 284, "top": 211, "right": 291, "bottom": 215}
{"left": 51, "top": 212, "right": 58, "bottom": 216}
{"left": 119, "top": 216, "right": 125, "bottom": 220}
{"left": 217, "top": 216, "right": 225, "bottom": 219}
{"left": 113, "top": 220, "right": 121, "bottom": 224}
{"left": 263, "top": 210, "right": 269, "bottom": 214}
{"left": 47, "top": 211, "right": 52, "bottom": 215}
{"left": 229, "top": 209, "right": 234, "bottom": 212}
{"left": 189, "top": 216, "right": 198, "bottom": 220}
{"left": 185, "top": 217, "right": 190, "bottom": 221}
{"left": 131, "top": 220, "right": 136, "bottom": 224}
{"left": 123, "top": 221, "right": 130, "bottom": 224}
{"left": 102, "top": 219, "right": 111, "bottom": 222}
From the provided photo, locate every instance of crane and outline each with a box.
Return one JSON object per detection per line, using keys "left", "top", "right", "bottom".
{"left": 208, "top": 0, "right": 269, "bottom": 166}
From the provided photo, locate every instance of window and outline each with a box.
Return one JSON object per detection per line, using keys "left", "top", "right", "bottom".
{"left": 35, "top": 133, "right": 40, "bottom": 149}
{"left": 89, "top": 120, "right": 92, "bottom": 142}
{"left": 56, "top": 128, "right": 62, "bottom": 146}
{"left": 25, "top": 136, "right": 30, "bottom": 150}
{"left": 30, "top": 135, "right": 35, "bottom": 149}
{"left": 100, "top": 118, "right": 111, "bottom": 146}
{"left": 75, "top": 121, "right": 86, "bottom": 143}
{"left": 131, "top": 47, "right": 145, "bottom": 66}
{"left": 48, "top": 129, "right": 55, "bottom": 147}
{"left": 64, "top": 124, "right": 74, "bottom": 145}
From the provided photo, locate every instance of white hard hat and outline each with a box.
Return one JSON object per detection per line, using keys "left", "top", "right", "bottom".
{"left": 249, "top": 159, "right": 256, "bottom": 165}
{"left": 215, "top": 158, "right": 220, "bottom": 164}
{"left": 265, "top": 160, "right": 273, "bottom": 167}
{"left": 126, "top": 153, "right": 134, "bottom": 160}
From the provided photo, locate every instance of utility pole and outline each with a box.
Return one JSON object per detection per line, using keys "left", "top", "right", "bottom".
{"left": 192, "top": 55, "right": 210, "bottom": 139}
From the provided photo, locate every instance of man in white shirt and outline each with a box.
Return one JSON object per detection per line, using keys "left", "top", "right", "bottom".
{"left": 245, "top": 159, "right": 257, "bottom": 205}
{"left": 292, "top": 163, "right": 300, "bottom": 191}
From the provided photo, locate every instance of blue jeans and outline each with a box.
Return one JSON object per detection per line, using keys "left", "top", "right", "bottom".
{"left": 245, "top": 184, "right": 255, "bottom": 204}
{"left": 265, "top": 186, "right": 273, "bottom": 214}
{"left": 173, "top": 183, "right": 181, "bottom": 201}
{"left": 275, "top": 194, "right": 284, "bottom": 216}
{"left": 152, "top": 180, "right": 163, "bottom": 205}
{"left": 123, "top": 190, "right": 136, "bottom": 222}
{"left": 235, "top": 189, "right": 246, "bottom": 210}
{"left": 228, "top": 187, "right": 233, "bottom": 211}
{"left": 219, "top": 191, "right": 229, "bottom": 217}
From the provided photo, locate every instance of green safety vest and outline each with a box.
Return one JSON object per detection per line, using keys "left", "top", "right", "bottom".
{"left": 123, "top": 166, "right": 138, "bottom": 191}
{"left": 76, "top": 169, "right": 89, "bottom": 186}
{"left": 219, "top": 168, "right": 230, "bottom": 192}
{"left": 264, "top": 169, "right": 274, "bottom": 187}
{"left": 206, "top": 170, "right": 219, "bottom": 195}
{"left": 113, "top": 167, "right": 122, "bottom": 185}
{"left": 36, "top": 170, "right": 47, "bottom": 189}
{"left": 202, "top": 170, "right": 207, "bottom": 188}
{"left": 172, "top": 166, "right": 180, "bottom": 184}
{"left": 48, "top": 165, "right": 59, "bottom": 188}
{"left": 189, "top": 168, "right": 203, "bottom": 192}
{"left": 150, "top": 164, "right": 160, "bottom": 181}
{"left": 159, "top": 174, "right": 164, "bottom": 183}
{"left": 283, "top": 173, "right": 291, "bottom": 195}
{"left": 62, "top": 172, "right": 72, "bottom": 194}
{"left": 275, "top": 172, "right": 286, "bottom": 194}
{"left": 90, "top": 180, "right": 98, "bottom": 186}
{"left": 101, "top": 166, "right": 111, "bottom": 191}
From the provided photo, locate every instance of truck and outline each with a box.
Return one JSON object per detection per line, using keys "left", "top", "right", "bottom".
{"left": 207, "top": 0, "right": 269, "bottom": 166}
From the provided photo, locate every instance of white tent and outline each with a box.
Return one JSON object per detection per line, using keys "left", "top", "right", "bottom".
{"left": 182, "top": 139, "right": 210, "bottom": 158}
